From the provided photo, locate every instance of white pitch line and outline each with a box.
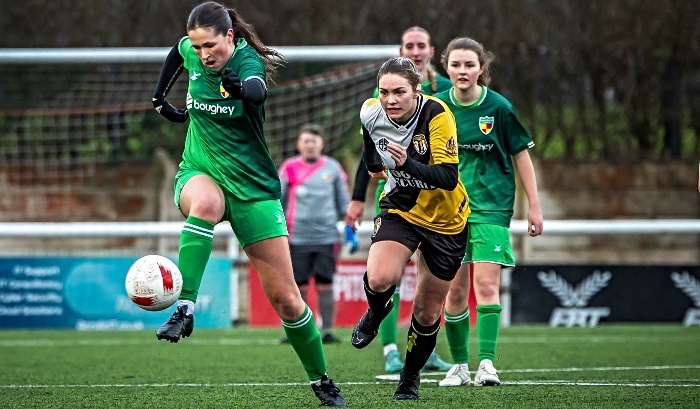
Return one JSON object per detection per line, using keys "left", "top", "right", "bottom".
{"left": 1, "top": 335, "right": 698, "bottom": 347}
{"left": 3, "top": 379, "right": 700, "bottom": 389}
{"left": 375, "top": 365, "right": 700, "bottom": 380}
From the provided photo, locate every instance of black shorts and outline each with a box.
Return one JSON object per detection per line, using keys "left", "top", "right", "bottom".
{"left": 290, "top": 243, "right": 338, "bottom": 285}
{"left": 371, "top": 212, "right": 468, "bottom": 281}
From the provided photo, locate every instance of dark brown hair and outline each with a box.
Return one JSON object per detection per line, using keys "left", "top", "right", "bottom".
{"left": 187, "top": 1, "right": 284, "bottom": 82}
{"left": 377, "top": 57, "right": 422, "bottom": 91}
{"left": 440, "top": 37, "right": 495, "bottom": 86}
{"left": 298, "top": 123, "right": 323, "bottom": 139}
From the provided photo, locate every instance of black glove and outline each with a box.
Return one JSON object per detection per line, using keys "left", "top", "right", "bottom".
{"left": 152, "top": 97, "right": 189, "bottom": 123}
{"left": 222, "top": 68, "right": 244, "bottom": 99}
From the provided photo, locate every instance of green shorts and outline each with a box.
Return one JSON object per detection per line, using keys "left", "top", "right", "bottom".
{"left": 463, "top": 222, "right": 515, "bottom": 266}
{"left": 174, "top": 169, "right": 288, "bottom": 248}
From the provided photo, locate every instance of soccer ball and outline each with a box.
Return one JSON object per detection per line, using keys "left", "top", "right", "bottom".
{"left": 125, "top": 255, "right": 183, "bottom": 311}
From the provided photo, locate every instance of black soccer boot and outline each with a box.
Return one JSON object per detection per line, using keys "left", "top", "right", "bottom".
{"left": 393, "top": 367, "right": 420, "bottom": 400}
{"left": 156, "top": 305, "right": 194, "bottom": 343}
{"left": 351, "top": 299, "right": 394, "bottom": 349}
{"left": 311, "top": 375, "right": 346, "bottom": 407}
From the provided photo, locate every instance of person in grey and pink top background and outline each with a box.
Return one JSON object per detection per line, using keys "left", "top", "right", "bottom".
{"left": 279, "top": 123, "right": 351, "bottom": 343}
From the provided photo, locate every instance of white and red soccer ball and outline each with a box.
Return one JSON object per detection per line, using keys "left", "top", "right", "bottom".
{"left": 125, "top": 255, "right": 183, "bottom": 311}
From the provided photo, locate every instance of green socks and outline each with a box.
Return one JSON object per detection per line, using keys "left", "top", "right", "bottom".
{"left": 444, "top": 307, "right": 470, "bottom": 364}
{"left": 476, "top": 304, "right": 502, "bottom": 362}
{"left": 379, "top": 287, "right": 401, "bottom": 346}
{"left": 282, "top": 305, "right": 327, "bottom": 381}
{"left": 178, "top": 216, "right": 214, "bottom": 302}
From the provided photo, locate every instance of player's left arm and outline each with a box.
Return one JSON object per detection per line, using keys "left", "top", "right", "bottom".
{"left": 223, "top": 56, "right": 267, "bottom": 105}
{"left": 513, "top": 150, "right": 543, "bottom": 236}
{"left": 503, "top": 104, "right": 543, "bottom": 237}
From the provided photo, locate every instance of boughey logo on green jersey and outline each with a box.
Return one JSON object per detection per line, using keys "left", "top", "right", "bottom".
{"left": 186, "top": 92, "right": 235, "bottom": 116}
{"left": 479, "top": 116, "right": 494, "bottom": 135}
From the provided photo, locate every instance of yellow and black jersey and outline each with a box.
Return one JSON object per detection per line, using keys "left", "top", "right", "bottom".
{"left": 360, "top": 94, "right": 470, "bottom": 234}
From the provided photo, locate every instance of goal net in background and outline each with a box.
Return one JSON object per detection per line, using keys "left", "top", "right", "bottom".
{"left": 0, "top": 51, "right": 385, "bottom": 205}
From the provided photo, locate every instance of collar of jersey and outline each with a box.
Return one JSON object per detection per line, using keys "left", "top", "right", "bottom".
{"left": 449, "top": 85, "right": 487, "bottom": 108}
{"left": 385, "top": 94, "right": 423, "bottom": 131}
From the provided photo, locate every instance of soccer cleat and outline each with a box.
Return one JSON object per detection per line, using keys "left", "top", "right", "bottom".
{"left": 351, "top": 299, "right": 394, "bottom": 349}
{"left": 156, "top": 305, "right": 194, "bottom": 343}
{"left": 384, "top": 349, "right": 404, "bottom": 373}
{"left": 321, "top": 333, "right": 342, "bottom": 344}
{"left": 311, "top": 375, "right": 346, "bottom": 407}
{"left": 439, "top": 364, "right": 472, "bottom": 387}
{"left": 393, "top": 367, "right": 420, "bottom": 400}
{"left": 474, "top": 360, "right": 501, "bottom": 386}
{"left": 423, "top": 350, "right": 453, "bottom": 372}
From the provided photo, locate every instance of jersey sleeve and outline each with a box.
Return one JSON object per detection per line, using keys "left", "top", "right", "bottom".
{"left": 427, "top": 100, "right": 459, "bottom": 166}
{"left": 177, "top": 36, "right": 191, "bottom": 71}
{"left": 236, "top": 52, "right": 266, "bottom": 86}
{"left": 502, "top": 104, "right": 535, "bottom": 156}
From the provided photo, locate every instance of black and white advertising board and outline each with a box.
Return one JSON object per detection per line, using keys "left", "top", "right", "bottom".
{"left": 510, "top": 266, "right": 700, "bottom": 327}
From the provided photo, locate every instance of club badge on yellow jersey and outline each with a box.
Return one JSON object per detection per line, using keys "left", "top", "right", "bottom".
{"left": 479, "top": 116, "right": 494, "bottom": 135}
{"left": 413, "top": 134, "right": 428, "bottom": 155}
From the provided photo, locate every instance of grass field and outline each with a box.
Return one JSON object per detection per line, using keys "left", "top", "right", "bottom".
{"left": 1, "top": 324, "right": 699, "bottom": 408}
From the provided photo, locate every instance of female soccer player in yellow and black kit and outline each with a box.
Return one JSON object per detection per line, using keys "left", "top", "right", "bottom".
{"left": 150, "top": 2, "right": 345, "bottom": 406}
{"left": 351, "top": 56, "right": 469, "bottom": 400}
{"left": 345, "top": 26, "right": 454, "bottom": 374}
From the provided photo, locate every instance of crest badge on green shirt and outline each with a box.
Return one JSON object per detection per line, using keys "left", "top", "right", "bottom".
{"left": 479, "top": 116, "right": 494, "bottom": 135}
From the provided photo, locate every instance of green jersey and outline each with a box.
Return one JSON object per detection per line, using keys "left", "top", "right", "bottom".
{"left": 436, "top": 86, "right": 534, "bottom": 227}
{"left": 178, "top": 37, "right": 280, "bottom": 201}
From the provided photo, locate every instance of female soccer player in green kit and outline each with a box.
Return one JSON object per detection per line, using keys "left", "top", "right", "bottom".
{"left": 150, "top": 2, "right": 345, "bottom": 406}
{"left": 435, "top": 37, "right": 544, "bottom": 387}
{"left": 345, "top": 25, "right": 453, "bottom": 374}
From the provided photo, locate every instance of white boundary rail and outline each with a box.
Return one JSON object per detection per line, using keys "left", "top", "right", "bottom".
{"left": 0, "top": 46, "right": 400, "bottom": 64}
{"left": 1, "top": 219, "right": 698, "bottom": 261}
{"left": 1, "top": 219, "right": 698, "bottom": 327}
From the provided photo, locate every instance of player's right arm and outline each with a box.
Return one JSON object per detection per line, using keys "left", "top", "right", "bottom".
{"left": 151, "top": 42, "right": 188, "bottom": 123}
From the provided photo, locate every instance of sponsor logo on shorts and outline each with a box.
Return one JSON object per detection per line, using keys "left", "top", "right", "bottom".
{"left": 372, "top": 217, "right": 381, "bottom": 237}
{"left": 538, "top": 269, "right": 611, "bottom": 327}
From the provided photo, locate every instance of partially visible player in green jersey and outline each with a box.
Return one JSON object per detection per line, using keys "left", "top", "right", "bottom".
{"left": 435, "top": 37, "right": 544, "bottom": 388}
{"left": 345, "top": 25, "right": 453, "bottom": 375}
{"left": 150, "top": 2, "right": 345, "bottom": 406}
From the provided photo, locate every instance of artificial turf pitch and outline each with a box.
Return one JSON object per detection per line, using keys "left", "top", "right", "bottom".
{"left": 1, "top": 324, "right": 698, "bottom": 408}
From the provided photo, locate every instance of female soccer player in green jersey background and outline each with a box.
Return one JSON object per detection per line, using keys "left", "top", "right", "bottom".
{"left": 435, "top": 37, "right": 544, "bottom": 388}
{"left": 150, "top": 2, "right": 345, "bottom": 406}
{"left": 345, "top": 25, "right": 453, "bottom": 374}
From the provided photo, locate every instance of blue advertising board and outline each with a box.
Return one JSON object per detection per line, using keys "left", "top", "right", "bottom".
{"left": 0, "top": 256, "right": 231, "bottom": 329}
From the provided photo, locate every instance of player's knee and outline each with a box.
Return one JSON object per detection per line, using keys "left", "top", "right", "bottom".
{"left": 268, "top": 292, "right": 305, "bottom": 320}
{"left": 474, "top": 283, "right": 499, "bottom": 300}
{"left": 412, "top": 305, "right": 441, "bottom": 327}
{"left": 366, "top": 272, "right": 394, "bottom": 292}
{"left": 189, "top": 198, "right": 223, "bottom": 222}
{"left": 445, "top": 288, "right": 469, "bottom": 310}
